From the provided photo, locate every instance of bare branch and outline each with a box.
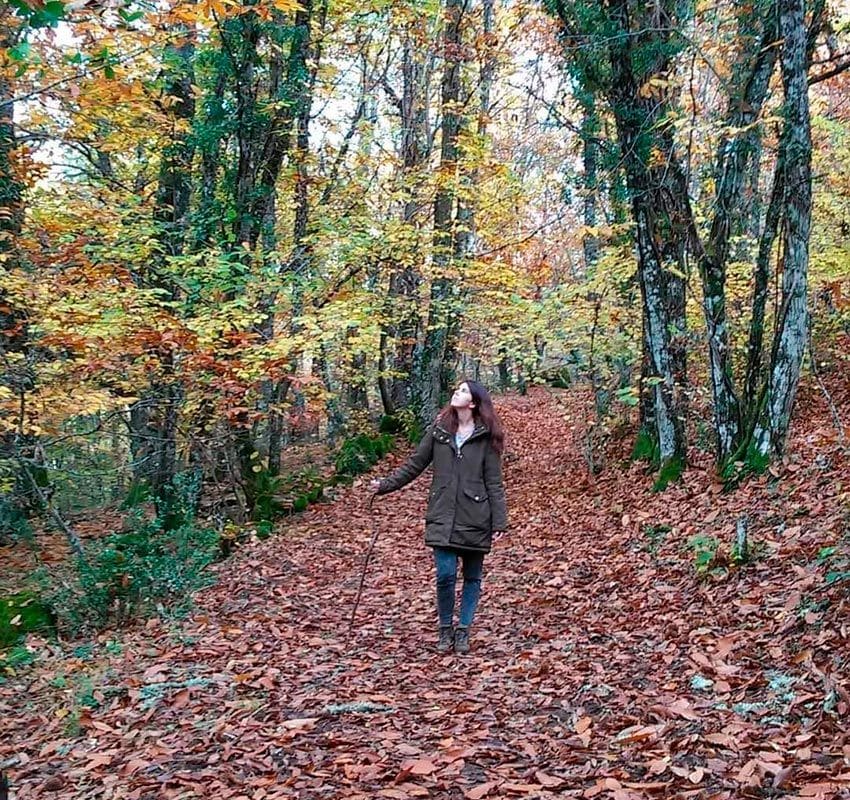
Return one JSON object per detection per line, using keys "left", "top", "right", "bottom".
{"left": 808, "top": 58, "right": 850, "bottom": 84}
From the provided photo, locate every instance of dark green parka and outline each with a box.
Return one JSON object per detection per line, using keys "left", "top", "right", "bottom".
{"left": 377, "top": 422, "right": 508, "bottom": 553}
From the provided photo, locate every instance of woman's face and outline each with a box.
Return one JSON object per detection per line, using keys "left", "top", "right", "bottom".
{"left": 450, "top": 382, "right": 475, "bottom": 410}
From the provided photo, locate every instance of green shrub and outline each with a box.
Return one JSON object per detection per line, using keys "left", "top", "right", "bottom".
{"left": 0, "top": 591, "right": 56, "bottom": 647}
{"left": 254, "top": 519, "right": 274, "bottom": 540}
{"left": 271, "top": 466, "right": 327, "bottom": 517}
{"left": 653, "top": 455, "right": 685, "bottom": 491}
{"left": 0, "top": 644, "right": 38, "bottom": 678}
{"left": 157, "top": 470, "right": 203, "bottom": 530}
{"left": 121, "top": 480, "right": 152, "bottom": 510}
{"left": 249, "top": 467, "right": 283, "bottom": 525}
{"left": 721, "top": 439, "right": 772, "bottom": 488}
{"left": 551, "top": 370, "right": 571, "bottom": 389}
{"left": 51, "top": 512, "right": 218, "bottom": 635}
{"left": 631, "top": 428, "right": 659, "bottom": 465}
{"left": 642, "top": 523, "right": 671, "bottom": 555}
{"left": 335, "top": 432, "right": 394, "bottom": 479}
{"left": 817, "top": 544, "right": 850, "bottom": 587}
{"left": 0, "top": 494, "right": 33, "bottom": 544}
{"left": 379, "top": 414, "right": 402, "bottom": 434}
{"left": 688, "top": 533, "right": 721, "bottom": 575}
{"left": 380, "top": 408, "right": 421, "bottom": 444}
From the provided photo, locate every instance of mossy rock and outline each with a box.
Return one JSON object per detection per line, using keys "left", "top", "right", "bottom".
{"left": 1, "top": 591, "right": 56, "bottom": 647}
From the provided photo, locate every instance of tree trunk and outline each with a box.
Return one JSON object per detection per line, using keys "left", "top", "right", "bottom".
{"left": 0, "top": 13, "right": 23, "bottom": 341}
{"left": 697, "top": 2, "right": 779, "bottom": 462}
{"left": 605, "top": 0, "right": 687, "bottom": 469}
{"left": 578, "top": 89, "right": 600, "bottom": 270}
{"left": 634, "top": 206, "right": 686, "bottom": 466}
{"left": 266, "top": 0, "right": 324, "bottom": 476}
{"left": 443, "top": 0, "right": 496, "bottom": 387}
{"left": 155, "top": 35, "right": 196, "bottom": 263}
{"left": 386, "top": 24, "right": 432, "bottom": 413}
{"left": 129, "top": 32, "right": 195, "bottom": 524}
{"left": 638, "top": 304, "right": 656, "bottom": 437}
{"left": 414, "top": 0, "right": 466, "bottom": 427}
{"left": 751, "top": 0, "right": 812, "bottom": 457}
{"left": 232, "top": 12, "right": 262, "bottom": 249}
{"left": 743, "top": 138, "right": 785, "bottom": 420}
{"left": 743, "top": 0, "right": 824, "bottom": 429}
{"left": 0, "top": 11, "right": 43, "bottom": 534}
{"left": 0, "top": 22, "right": 22, "bottom": 265}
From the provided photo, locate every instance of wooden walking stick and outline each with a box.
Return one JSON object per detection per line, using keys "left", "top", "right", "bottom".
{"left": 349, "top": 493, "right": 380, "bottom": 633}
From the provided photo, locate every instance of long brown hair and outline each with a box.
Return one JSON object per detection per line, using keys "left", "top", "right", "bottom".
{"left": 437, "top": 379, "right": 505, "bottom": 455}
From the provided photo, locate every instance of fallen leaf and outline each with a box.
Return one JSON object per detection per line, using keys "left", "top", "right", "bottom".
{"left": 465, "top": 782, "right": 497, "bottom": 800}
{"left": 401, "top": 758, "right": 436, "bottom": 776}
{"left": 172, "top": 688, "right": 190, "bottom": 708}
{"left": 280, "top": 717, "right": 318, "bottom": 730}
{"left": 535, "top": 771, "right": 563, "bottom": 787}
{"left": 575, "top": 716, "right": 593, "bottom": 734}
{"left": 688, "top": 767, "right": 705, "bottom": 784}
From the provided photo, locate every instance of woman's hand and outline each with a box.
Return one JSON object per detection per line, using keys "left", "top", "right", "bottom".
{"left": 493, "top": 530, "right": 508, "bottom": 543}
{"left": 368, "top": 478, "right": 382, "bottom": 493}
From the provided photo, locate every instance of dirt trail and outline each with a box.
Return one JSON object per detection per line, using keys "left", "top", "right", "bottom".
{"left": 3, "top": 387, "right": 848, "bottom": 799}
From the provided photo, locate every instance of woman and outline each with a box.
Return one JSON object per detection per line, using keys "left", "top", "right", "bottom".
{"left": 369, "top": 380, "right": 508, "bottom": 654}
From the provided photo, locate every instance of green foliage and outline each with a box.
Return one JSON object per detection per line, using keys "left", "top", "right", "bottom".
{"left": 157, "top": 470, "right": 203, "bottom": 530}
{"left": 653, "top": 455, "right": 684, "bottom": 492}
{"left": 641, "top": 523, "right": 671, "bottom": 555}
{"left": 274, "top": 466, "right": 326, "bottom": 516}
{"left": 50, "top": 513, "right": 218, "bottom": 635}
{"left": 631, "top": 428, "right": 659, "bottom": 465}
{"left": 121, "top": 480, "right": 152, "bottom": 510}
{"left": 10, "top": 0, "right": 67, "bottom": 28}
{"left": 543, "top": 366, "right": 573, "bottom": 389}
{"left": 249, "top": 467, "right": 283, "bottom": 526}
{"left": 42, "top": 416, "right": 133, "bottom": 514}
{"left": 615, "top": 385, "right": 639, "bottom": 408}
{"left": 731, "top": 537, "right": 751, "bottom": 567}
{"left": 0, "top": 591, "right": 56, "bottom": 647}
{"left": 379, "top": 408, "right": 421, "bottom": 444}
{"left": 687, "top": 534, "right": 720, "bottom": 576}
{"left": 721, "top": 439, "right": 772, "bottom": 488}
{"left": 378, "top": 414, "right": 402, "bottom": 434}
{"left": 0, "top": 644, "right": 38, "bottom": 680}
{"left": 0, "top": 494, "right": 33, "bottom": 543}
{"left": 335, "top": 432, "right": 394, "bottom": 480}
{"left": 236, "top": 465, "right": 330, "bottom": 544}
{"left": 254, "top": 519, "right": 274, "bottom": 540}
{"left": 817, "top": 544, "right": 850, "bottom": 587}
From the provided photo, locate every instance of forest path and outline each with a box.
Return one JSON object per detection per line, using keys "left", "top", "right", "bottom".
{"left": 3, "top": 387, "right": 848, "bottom": 799}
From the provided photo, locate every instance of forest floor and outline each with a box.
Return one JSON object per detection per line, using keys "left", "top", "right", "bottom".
{"left": 2, "top": 383, "right": 850, "bottom": 800}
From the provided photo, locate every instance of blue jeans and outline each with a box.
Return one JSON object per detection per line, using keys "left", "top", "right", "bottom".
{"left": 433, "top": 547, "right": 485, "bottom": 628}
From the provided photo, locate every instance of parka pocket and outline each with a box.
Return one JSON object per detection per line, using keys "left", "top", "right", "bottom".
{"left": 459, "top": 486, "right": 491, "bottom": 529}
{"left": 462, "top": 487, "right": 488, "bottom": 504}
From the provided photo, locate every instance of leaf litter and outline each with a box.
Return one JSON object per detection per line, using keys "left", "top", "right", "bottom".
{"left": 2, "top": 385, "right": 849, "bottom": 798}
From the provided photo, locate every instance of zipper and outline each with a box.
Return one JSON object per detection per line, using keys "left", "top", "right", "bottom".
{"left": 443, "top": 424, "right": 486, "bottom": 546}
{"left": 453, "top": 425, "right": 486, "bottom": 459}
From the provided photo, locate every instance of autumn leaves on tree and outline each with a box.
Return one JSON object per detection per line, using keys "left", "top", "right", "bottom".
{"left": 1, "top": 0, "right": 849, "bottom": 540}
